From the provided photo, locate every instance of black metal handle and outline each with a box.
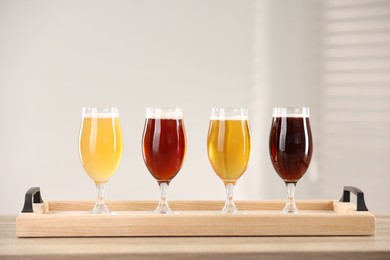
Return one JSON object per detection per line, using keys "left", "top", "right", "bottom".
{"left": 22, "top": 187, "right": 44, "bottom": 213}
{"left": 339, "top": 186, "right": 368, "bottom": 211}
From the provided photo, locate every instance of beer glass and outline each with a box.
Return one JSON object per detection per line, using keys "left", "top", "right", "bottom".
{"left": 207, "top": 108, "right": 252, "bottom": 213}
{"left": 79, "top": 107, "right": 123, "bottom": 214}
{"left": 142, "top": 107, "right": 186, "bottom": 214}
{"left": 269, "top": 107, "right": 313, "bottom": 213}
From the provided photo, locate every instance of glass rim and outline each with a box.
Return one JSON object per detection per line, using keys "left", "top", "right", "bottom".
{"left": 146, "top": 107, "right": 183, "bottom": 119}
{"left": 272, "top": 107, "right": 310, "bottom": 117}
{"left": 211, "top": 107, "right": 248, "bottom": 120}
{"left": 82, "top": 107, "right": 119, "bottom": 118}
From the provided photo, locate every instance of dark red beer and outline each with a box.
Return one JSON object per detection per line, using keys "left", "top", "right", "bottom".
{"left": 142, "top": 118, "right": 186, "bottom": 184}
{"left": 269, "top": 117, "right": 313, "bottom": 183}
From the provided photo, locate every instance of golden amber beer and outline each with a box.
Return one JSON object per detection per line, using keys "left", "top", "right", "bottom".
{"left": 79, "top": 110, "right": 123, "bottom": 184}
{"left": 207, "top": 107, "right": 251, "bottom": 213}
{"left": 207, "top": 119, "right": 251, "bottom": 184}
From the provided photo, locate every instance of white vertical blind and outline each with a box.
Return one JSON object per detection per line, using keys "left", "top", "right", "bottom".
{"left": 253, "top": 0, "right": 390, "bottom": 210}
{"left": 320, "top": 0, "right": 390, "bottom": 204}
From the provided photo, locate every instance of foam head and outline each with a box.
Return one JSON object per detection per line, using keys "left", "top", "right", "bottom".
{"left": 146, "top": 107, "right": 183, "bottom": 119}
{"left": 82, "top": 107, "right": 119, "bottom": 118}
{"left": 210, "top": 107, "right": 248, "bottom": 120}
{"left": 272, "top": 107, "right": 310, "bottom": 118}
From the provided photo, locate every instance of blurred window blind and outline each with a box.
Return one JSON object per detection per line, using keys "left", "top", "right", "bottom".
{"left": 320, "top": 0, "right": 390, "bottom": 180}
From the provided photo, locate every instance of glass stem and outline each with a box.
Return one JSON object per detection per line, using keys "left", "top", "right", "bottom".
{"left": 222, "top": 183, "right": 238, "bottom": 213}
{"left": 156, "top": 182, "right": 172, "bottom": 214}
{"left": 93, "top": 182, "right": 109, "bottom": 214}
{"left": 283, "top": 182, "right": 298, "bottom": 214}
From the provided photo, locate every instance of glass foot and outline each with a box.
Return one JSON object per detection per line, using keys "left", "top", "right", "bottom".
{"left": 282, "top": 203, "right": 299, "bottom": 214}
{"left": 92, "top": 204, "right": 110, "bottom": 214}
{"left": 283, "top": 182, "right": 299, "bottom": 214}
{"left": 222, "top": 183, "right": 238, "bottom": 214}
{"left": 155, "top": 198, "right": 173, "bottom": 214}
{"left": 222, "top": 203, "right": 238, "bottom": 214}
{"left": 156, "top": 182, "right": 173, "bottom": 214}
{"left": 92, "top": 182, "right": 110, "bottom": 214}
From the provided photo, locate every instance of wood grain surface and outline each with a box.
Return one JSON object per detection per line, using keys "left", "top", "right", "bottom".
{"left": 1, "top": 214, "right": 390, "bottom": 259}
{"left": 15, "top": 200, "right": 375, "bottom": 237}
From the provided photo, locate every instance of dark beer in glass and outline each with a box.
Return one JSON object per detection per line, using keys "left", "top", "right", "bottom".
{"left": 269, "top": 107, "right": 313, "bottom": 213}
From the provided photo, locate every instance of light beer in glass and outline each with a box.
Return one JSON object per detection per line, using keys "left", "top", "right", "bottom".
{"left": 79, "top": 107, "right": 123, "bottom": 214}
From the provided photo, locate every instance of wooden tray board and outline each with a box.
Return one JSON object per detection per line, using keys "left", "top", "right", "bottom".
{"left": 16, "top": 200, "right": 376, "bottom": 237}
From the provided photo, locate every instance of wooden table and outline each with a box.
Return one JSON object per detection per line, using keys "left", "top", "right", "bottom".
{"left": 1, "top": 214, "right": 390, "bottom": 259}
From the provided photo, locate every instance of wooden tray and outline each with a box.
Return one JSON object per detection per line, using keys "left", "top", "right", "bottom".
{"left": 16, "top": 187, "right": 375, "bottom": 237}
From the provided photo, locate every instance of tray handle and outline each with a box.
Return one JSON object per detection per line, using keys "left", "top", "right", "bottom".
{"left": 22, "top": 187, "right": 44, "bottom": 213}
{"left": 339, "top": 186, "right": 368, "bottom": 211}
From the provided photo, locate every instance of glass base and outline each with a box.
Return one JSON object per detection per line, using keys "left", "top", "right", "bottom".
{"left": 222, "top": 203, "right": 238, "bottom": 214}
{"left": 92, "top": 182, "right": 110, "bottom": 214}
{"left": 222, "top": 183, "right": 238, "bottom": 214}
{"left": 283, "top": 182, "right": 299, "bottom": 214}
{"left": 92, "top": 204, "right": 110, "bottom": 214}
{"left": 155, "top": 203, "right": 173, "bottom": 214}
{"left": 155, "top": 182, "right": 173, "bottom": 214}
{"left": 282, "top": 204, "right": 299, "bottom": 214}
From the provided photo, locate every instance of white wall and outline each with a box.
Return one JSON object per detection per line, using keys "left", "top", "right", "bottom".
{"left": 253, "top": 0, "right": 323, "bottom": 202}
{"left": 0, "top": 0, "right": 254, "bottom": 213}
{"left": 2, "top": 0, "right": 388, "bottom": 214}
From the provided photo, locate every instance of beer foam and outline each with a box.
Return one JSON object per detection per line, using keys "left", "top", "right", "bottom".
{"left": 146, "top": 108, "right": 183, "bottom": 119}
{"left": 210, "top": 107, "right": 248, "bottom": 120}
{"left": 272, "top": 107, "right": 310, "bottom": 118}
{"left": 82, "top": 112, "right": 119, "bottom": 118}
{"left": 82, "top": 107, "right": 119, "bottom": 118}
{"left": 210, "top": 115, "right": 248, "bottom": 120}
{"left": 272, "top": 113, "right": 309, "bottom": 118}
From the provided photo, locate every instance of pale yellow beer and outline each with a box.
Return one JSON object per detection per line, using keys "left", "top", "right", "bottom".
{"left": 79, "top": 115, "right": 122, "bottom": 184}
{"left": 207, "top": 119, "right": 251, "bottom": 184}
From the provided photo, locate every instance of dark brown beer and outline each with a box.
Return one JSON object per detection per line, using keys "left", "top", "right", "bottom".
{"left": 142, "top": 118, "right": 186, "bottom": 184}
{"left": 269, "top": 117, "right": 313, "bottom": 183}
